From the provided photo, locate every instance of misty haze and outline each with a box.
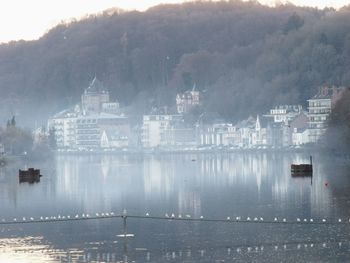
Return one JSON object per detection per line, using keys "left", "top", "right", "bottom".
{"left": 1, "top": 1, "right": 350, "bottom": 262}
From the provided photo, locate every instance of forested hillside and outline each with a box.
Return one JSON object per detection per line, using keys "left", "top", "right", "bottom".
{"left": 0, "top": 1, "right": 350, "bottom": 125}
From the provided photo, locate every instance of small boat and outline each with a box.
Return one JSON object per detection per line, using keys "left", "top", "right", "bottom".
{"left": 19, "top": 168, "right": 42, "bottom": 183}
{"left": 291, "top": 156, "right": 313, "bottom": 177}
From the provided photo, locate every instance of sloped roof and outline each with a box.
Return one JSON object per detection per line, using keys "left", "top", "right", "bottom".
{"left": 85, "top": 76, "right": 107, "bottom": 94}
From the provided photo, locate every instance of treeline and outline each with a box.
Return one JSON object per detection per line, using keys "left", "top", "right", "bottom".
{"left": 0, "top": 1, "right": 350, "bottom": 125}
{"left": 325, "top": 89, "right": 350, "bottom": 152}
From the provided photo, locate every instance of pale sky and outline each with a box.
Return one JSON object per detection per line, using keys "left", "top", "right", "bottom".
{"left": 0, "top": 0, "right": 349, "bottom": 43}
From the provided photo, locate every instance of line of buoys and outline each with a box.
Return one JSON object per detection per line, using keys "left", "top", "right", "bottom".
{"left": 1, "top": 212, "right": 350, "bottom": 226}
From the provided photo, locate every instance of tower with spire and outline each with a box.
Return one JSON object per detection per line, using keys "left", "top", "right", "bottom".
{"left": 81, "top": 76, "right": 110, "bottom": 115}
{"left": 176, "top": 83, "right": 201, "bottom": 114}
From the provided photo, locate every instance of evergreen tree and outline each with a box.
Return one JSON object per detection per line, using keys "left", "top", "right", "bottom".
{"left": 10, "top": 116, "right": 16, "bottom": 127}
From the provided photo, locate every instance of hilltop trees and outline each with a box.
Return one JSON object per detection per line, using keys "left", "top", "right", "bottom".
{"left": 0, "top": 1, "right": 349, "bottom": 125}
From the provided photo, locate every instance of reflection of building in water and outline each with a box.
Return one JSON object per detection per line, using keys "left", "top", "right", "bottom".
{"left": 100, "top": 156, "right": 110, "bottom": 178}
{"left": 55, "top": 156, "right": 116, "bottom": 212}
{"left": 143, "top": 156, "right": 202, "bottom": 215}
{"left": 199, "top": 154, "right": 268, "bottom": 194}
{"left": 178, "top": 190, "right": 202, "bottom": 217}
{"left": 143, "top": 156, "right": 168, "bottom": 198}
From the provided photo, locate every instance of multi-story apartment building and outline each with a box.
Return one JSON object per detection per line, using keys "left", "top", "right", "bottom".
{"left": 141, "top": 115, "right": 184, "bottom": 148}
{"left": 48, "top": 109, "right": 78, "bottom": 148}
{"left": 308, "top": 86, "right": 345, "bottom": 143}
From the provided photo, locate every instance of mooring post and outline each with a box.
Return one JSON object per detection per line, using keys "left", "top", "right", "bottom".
{"left": 122, "top": 209, "right": 128, "bottom": 263}
{"left": 310, "top": 155, "right": 313, "bottom": 165}
{"left": 122, "top": 209, "right": 127, "bottom": 236}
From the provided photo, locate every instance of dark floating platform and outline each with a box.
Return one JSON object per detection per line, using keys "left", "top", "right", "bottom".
{"left": 291, "top": 156, "right": 313, "bottom": 177}
{"left": 19, "top": 168, "right": 42, "bottom": 183}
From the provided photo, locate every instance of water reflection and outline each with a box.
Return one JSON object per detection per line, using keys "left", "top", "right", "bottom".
{"left": 0, "top": 153, "right": 349, "bottom": 262}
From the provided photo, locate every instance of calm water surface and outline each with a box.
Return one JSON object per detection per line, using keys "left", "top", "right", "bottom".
{"left": 0, "top": 152, "right": 350, "bottom": 262}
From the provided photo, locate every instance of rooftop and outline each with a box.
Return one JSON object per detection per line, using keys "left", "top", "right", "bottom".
{"left": 85, "top": 76, "right": 108, "bottom": 94}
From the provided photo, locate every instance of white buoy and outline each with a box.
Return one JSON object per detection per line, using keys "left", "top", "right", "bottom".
{"left": 146, "top": 213, "right": 149, "bottom": 216}
{"left": 338, "top": 219, "right": 342, "bottom": 222}
{"left": 322, "top": 219, "right": 326, "bottom": 222}
{"left": 310, "top": 219, "right": 313, "bottom": 222}
{"left": 227, "top": 217, "right": 231, "bottom": 220}
{"left": 274, "top": 217, "right": 278, "bottom": 221}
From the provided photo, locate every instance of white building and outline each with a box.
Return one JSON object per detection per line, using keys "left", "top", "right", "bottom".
{"left": 292, "top": 128, "right": 309, "bottom": 146}
{"left": 199, "top": 123, "right": 240, "bottom": 146}
{"left": 48, "top": 109, "right": 78, "bottom": 148}
{"left": 265, "top": 105, "right": 303, "bottom": 123}
{"left": 141, "top": 115, "right": 184, "bottom": 148}
{"left": 48, "top": 77, "right": 129, "bottom": 149}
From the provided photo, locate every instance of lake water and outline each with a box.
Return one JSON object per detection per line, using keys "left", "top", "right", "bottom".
{"left": 0, "top": 152, "right": 350, "bottom": 262}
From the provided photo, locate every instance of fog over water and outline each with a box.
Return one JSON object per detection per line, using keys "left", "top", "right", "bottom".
{"left": 0, "top": 152, "right": 349, "bottom": 262}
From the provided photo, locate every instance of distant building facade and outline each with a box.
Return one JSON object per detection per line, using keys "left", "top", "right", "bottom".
{"left": 308, "top": 86, "right": 345, "bottom": 143}
{"left": 176, "top": 85, "right": 201, "bottom": 114}
{"left": 141, "top": 114, "right": 189, "bottom": 148}
{"left": 48, "top": 77, "right": 130, "bottom": 150}
{"left": 265, "top": 105, "right": 303, "bottom": 123}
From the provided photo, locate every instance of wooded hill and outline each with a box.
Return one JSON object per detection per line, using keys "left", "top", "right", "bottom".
{"left": 0, "top": 1, "right": 350, "bottom": 126}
